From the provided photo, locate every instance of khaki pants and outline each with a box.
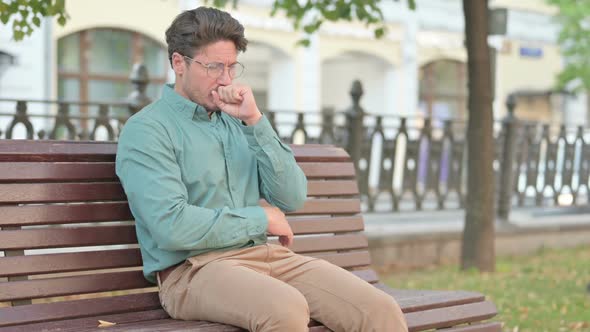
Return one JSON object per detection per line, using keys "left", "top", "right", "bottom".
{"left": 158, "top": 244, "right": 408, "bottom": 332}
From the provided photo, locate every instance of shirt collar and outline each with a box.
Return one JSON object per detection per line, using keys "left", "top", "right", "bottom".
{"left": 162, "top": 83, "right": 210, "bottom": 121}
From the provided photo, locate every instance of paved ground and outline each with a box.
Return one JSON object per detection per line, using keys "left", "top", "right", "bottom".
{"left": 363, "top": 204, "right": 590, "bottom": 237}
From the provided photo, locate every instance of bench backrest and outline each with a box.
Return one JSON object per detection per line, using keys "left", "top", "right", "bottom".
{"left": 0, "top": 140, "right": 376, "bottom": 310}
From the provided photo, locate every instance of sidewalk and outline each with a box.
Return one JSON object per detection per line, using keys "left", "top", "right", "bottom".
{"left": 362, "top": 205, "right": 590, "bottom": 271}
{"left": 363, "top": 205, "right": 590, "bottom": 237}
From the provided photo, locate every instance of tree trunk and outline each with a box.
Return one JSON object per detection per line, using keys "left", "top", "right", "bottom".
{"left": 461, "top": 0, "right": 495, "bottom": 272}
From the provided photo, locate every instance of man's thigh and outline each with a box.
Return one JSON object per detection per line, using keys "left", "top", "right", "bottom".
{"left": 269, "top": 245, "right": 407, "bottom": 331}
{"left": 159, "top": 257, "right": 310, "bottom": 331}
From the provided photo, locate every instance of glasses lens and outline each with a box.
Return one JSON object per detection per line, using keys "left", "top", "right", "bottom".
{"left": 207, "top": 63, "right": 225, "bottom": 78}
{"left": 230, "top": 62, "right": 244, "bottom": 78}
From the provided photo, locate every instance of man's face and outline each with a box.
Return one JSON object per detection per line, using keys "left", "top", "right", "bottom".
{"left": 174, "top": 40, "right": 237, "bottom": 111}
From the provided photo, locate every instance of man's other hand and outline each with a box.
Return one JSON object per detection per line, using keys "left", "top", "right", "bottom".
{"left": 263, "top": 206, "right": 294, "bottom": 247}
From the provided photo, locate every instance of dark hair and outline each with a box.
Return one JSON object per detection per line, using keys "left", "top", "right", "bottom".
{"left": 165, "top": 7, "right": 248, "bottom": 67}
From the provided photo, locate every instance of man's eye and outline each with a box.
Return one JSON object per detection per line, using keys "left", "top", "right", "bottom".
{"left": 209, "top": 63, "right": 225, "bottom": 70}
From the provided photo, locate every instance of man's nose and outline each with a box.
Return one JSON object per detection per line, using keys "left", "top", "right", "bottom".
{"left": 217, "top": 67, "right": 232, "bottom": 85}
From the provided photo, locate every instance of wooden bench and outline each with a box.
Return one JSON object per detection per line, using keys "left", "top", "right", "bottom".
{"left": 0, "top": 140, "right": 500, "bottom": 332}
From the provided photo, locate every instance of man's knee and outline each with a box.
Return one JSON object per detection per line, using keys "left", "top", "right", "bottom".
{"left": 254, "top": 290, "right": 310, "bottom": 332}
{"left": 361, "top": 289, "right": 408, "bottom": 332}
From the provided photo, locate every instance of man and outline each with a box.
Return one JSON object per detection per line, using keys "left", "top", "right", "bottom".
{"left": 116, "top": 6, "right": 407, "bottom": 332}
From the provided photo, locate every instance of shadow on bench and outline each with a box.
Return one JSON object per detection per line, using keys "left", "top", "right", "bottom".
{"left": 0, "top": 140, "right": 500, "bottom": 332}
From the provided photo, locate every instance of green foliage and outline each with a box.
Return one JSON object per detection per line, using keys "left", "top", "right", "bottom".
{"left": 206, "top": 0, "right": 416, "bottom": 45}
{"left": 546, "top": 0, "right": 590, "bottom": 93}
{"left": 4, "top": 0, "right": 416, "bottom": 44}
{"left": 0, "top": 0, "right": 68, "bottom": 41}
{"left": 384, "top": 246, "right": 590, "bottom": 332}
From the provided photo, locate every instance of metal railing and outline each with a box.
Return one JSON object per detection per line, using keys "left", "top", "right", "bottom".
{"left": 1, "top": 64, "right": 588, "bottom": 218}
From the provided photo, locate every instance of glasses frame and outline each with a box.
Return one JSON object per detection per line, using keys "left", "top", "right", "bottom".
{"left": 182, "top": 55, "right": 244, "bottom": 79}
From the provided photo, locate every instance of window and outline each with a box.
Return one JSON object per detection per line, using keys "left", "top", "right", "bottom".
{"left": 419, "top": 60, "right": 467, "bottom": 121}
{"left": 58, "top": 28, "right": 169, "bottom": 117}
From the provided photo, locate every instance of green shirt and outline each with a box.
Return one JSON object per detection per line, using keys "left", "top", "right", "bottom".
{"left": 116, "top": 84, "right": 307, "bottom": 283}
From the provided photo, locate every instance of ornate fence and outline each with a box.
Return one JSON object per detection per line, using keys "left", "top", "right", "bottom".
{"left": 1, "top": 64, "right": 589, "bottom": 217}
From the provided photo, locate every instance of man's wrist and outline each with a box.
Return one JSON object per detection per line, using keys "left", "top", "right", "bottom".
{"left": 242, "top": 110, "right": 263, "bottom": 126}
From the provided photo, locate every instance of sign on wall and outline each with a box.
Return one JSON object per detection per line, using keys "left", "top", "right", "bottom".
{"left": 519, "top": 46, "right": 543, "bottom": 58}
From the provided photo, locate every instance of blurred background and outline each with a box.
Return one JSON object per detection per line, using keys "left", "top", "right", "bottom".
{"left": 1, "top": 1, "right": 589, "bottom": 330}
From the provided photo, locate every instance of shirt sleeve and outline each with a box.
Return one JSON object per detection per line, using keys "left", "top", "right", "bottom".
{"left": 116, "top": 118, "right": 268, "bottom": 252}
{"left": 241, "top": 115, "right": 307, "bottom": 212}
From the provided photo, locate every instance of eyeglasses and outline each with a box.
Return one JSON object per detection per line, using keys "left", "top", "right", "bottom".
{"left": 183, "top": 55, "right": 244, "bottom": 79}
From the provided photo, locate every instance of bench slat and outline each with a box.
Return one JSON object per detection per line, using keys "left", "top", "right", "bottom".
{"left": 0, "top": 226, "right": 137, "bottom": 250}
{"left": 289, "top": 198, "right": 361, "bottom": 215}
{"left": 76, "top": 319, "right": 242, "bottom": 332}
{"left": 378, "top": 286, "right": 487, "bottom": 313}
{"left": 0, "top": 140, "right": 116, "bottom": 162}
{"left": 0, "top": 183, "right": 126, "bottom": 203}
{"left": 0, "top": 214, "right": 363, "bottom": 250}
{"left": 0, "top": 200, "right": 359, "bottom": 227}
{"left": 2, "top": 314, "right": 503, "bottom": 332}
{"left": 298, "top": 162, "right": 355, "bottom": 179}
{"left": 0, "top": 202, "right": 133, "bottom": 227}
{"left": 307, "top": 180, "right": 358, "bottom": 196}
{"left": 289, "top": 216, "right": 364, "bottom": 234}
{"left": 0, "top": 249, "right": 142, "bottom": 277}
{"left": 291, "top": 145, "right": 351, "bottom": 162}
{"left": 0, "top": 228, "right": 365, "bottom": 251}
{"left": 0, "top": 271, "right": 152, "bottom": 302}
{"left": 0, "top": 292, "right": 161, "bottom": 328}
{"left": 0, "top": 141, "right": 349, "bottom": 163}
{"left": 404, "top": 301, "right": 498, "bottom": 332}
{"left": 0, "top": 161, "right": 354, "bottom": 182}
{"left": 0, "top": 162, "right": 118, "bottom": 182}
{"left": 0, "top": 180, "right": 355, "bottom": 203}
{"left": 2, "top": 309, "right": 170, "bottom": 332}
{"left": 271, "top": 234, "right": 368, "bottom": 253}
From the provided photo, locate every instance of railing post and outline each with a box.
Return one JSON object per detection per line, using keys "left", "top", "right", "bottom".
{"left": 126, "top": 63, "right": 152, "bottom": 119}
{"left": 497, "top": 93, "right": 519, "bottom": 222}
{"left": 6, "top": 101, "right": 34, "bottom": 139}
{"left": 319, "top": 107, "right": 335, "bottom": 144}
{"left": 345, "top": 80, "right": 365, "bottom": 173}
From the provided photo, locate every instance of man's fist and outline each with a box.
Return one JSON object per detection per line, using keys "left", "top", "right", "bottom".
{"left": 211, "top": 84, "right": 262, "bottom": 125}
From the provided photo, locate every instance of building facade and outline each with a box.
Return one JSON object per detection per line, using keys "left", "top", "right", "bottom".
{"left": 0, "top": 0, "right": 587, "bottom": 136}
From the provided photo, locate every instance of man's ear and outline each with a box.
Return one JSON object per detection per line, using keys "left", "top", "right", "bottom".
{"left": 171, "top": 52, "right": 185, "bottom": 76}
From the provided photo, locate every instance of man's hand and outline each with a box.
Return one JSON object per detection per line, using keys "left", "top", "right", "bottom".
{"left": 211, "top": 84, "right": 262, "bottom": 126}
{"left": 262, "top": 206, "right": 293, "bottom": 247}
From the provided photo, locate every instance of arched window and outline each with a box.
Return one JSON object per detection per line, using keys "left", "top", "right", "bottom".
{"left": 58, "top": 28, "right": 169, "bottom": 115}
{"left": 419, "top": 60, "right": 467, "bottom": 120}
